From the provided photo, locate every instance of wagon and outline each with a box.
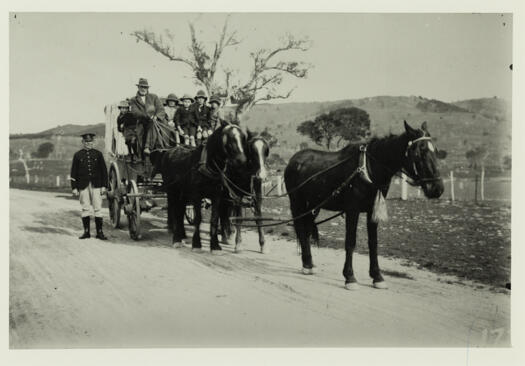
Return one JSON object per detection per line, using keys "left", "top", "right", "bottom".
{"left": 103, "top": 104, "right": 195, "bottom": 240}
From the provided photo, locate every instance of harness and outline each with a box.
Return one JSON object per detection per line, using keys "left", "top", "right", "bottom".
{"left": 230, "top": 134, "right": 441, "bottom": 228}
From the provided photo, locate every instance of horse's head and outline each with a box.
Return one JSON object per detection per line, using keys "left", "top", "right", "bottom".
{"left": 246, "top": 129, "right": 270, "bottom": 180}
{"left": 220, "top": 124, "right": 247, "bottom": 167}
{"left": 402, "top": 121, "right": 444, "bottom": 199}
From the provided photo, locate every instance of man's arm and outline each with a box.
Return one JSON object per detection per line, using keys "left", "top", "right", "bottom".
{"left": 153, "top": 95, "right": 166, "bottom": 121}
{"left": 99, "top": 151, "right": 109, "bottom": 189}
{"left": 70, "top": 153, "right": 78, "bottom": 192}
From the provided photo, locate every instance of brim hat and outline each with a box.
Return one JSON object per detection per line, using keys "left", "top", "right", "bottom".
{"left": 195, "top": 90, "right": 207, "bottom": 100}
{"left": 81, "top": 133, "right": 96, "bottom": 141}
{"left": 180, "top": 94, "right": 194, "bottom": 103}
{"left": 136, "top": 78, "right": 150, "bottom": 88}
{"left": 166, "top": 93, "right": 179, "bottom": 102}
{"left": 209, "top": 95, "right": 221, "bottom": 105}
{"left": 118, "top": 100, "right": 130, "bottom": 109}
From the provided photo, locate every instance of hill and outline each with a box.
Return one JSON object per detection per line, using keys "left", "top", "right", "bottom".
{"left": 241, "top": 96, "right": 511, "bottom": 174}
{"left": 10, "top": 123, "right": 105, "bottom": 140}
{"left": 9, "top": 96, "right": 511, "bottom": 176}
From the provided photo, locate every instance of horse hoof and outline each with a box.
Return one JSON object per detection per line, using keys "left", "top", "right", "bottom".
{"left": 302, "top": 267, "right": 314, "bottom": 275}
{"left": 373, "top": 281, "right": 388, "bottom": 289}
{"left": 211, "top": 249, "right": 224, "bottom": 255}
{"left": 172, "top": 241, "right": 184, "bottom": 249}
{"left": 221, "top": 237, "right": 233, "bottom": 245}
{"left": 234, "top": 246, "right": 241, "bottom": 253}
{"left": 345, "top": 282, "right": 360, "bottom": 291}
{"left": 260, "top": 246, "right": 267, "bottom": 254}
{"left": 191, "top": 247, "right": 203, "bottom": 252}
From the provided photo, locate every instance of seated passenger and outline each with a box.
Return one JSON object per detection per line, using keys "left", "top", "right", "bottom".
{"left": 117, "top": 100, "right": 141, "bottom": 161}
{"left": 174, "top": 94, "right": 197, "bottom": 147}
{"left": 208, "top": 95, "right": 226, "bottom": 130}
{"left": 128, "top": 78, "right": 166, "bottom": 155}
{"left": 165, "top": 93, "right": 180, "bottom": 145}
{"left": 192, "top": 90, "right": 212, "bottom": 145}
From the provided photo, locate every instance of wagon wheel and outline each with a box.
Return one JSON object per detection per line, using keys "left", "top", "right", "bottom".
{"left": 126, "top": 179, "right": 142, "bottom": 240}
{"left": 107, "top": 166, "right": 122, "bottom": 228}
{"left": 185, "top": 204, "right": 195, "bottom": 225}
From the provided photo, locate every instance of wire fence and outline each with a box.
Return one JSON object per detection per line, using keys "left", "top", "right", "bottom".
{"left": 9, "top": 162, "right": 510, "bottom": 202}
{"left": 261, "top": 172, "right": 511, "bottom": 202}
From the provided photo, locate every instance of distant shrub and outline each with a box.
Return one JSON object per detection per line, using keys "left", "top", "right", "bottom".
{"left": 31, "top": 142, "right": 55, "bottom": 158}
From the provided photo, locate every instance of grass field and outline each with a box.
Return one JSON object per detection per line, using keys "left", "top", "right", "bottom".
{"left": 256, "top": 197, "right": 510, "bottom": 290}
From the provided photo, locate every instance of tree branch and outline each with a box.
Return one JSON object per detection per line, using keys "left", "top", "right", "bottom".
{"left": 131, "top": 30, "right": 196, "bottom": 69}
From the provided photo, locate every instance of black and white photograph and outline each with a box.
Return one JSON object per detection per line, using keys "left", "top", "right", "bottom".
{"left": 5, "top": 2, "right": 523, "bottom": 365}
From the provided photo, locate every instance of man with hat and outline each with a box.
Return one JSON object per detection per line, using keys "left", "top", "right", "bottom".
{"left": 70, "top": 133, "right": 109, "bottom": 240}
{"left": 192, "top": 90, "right": 212, "bottom": 145}
{"left": 128, "top": 78, "right": 166, "bottom": 155}
{"left": 174, "top": 94, "right": 197, "bottom": 146}
{"left": 117, "top": 99, "right": 141, "bottom": 161}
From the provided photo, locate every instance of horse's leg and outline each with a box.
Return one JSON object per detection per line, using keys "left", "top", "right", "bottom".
{"left": 191, "top": 199, "right": 203, "bottom": 250}
{"left": 343, "top": 210, "right": 360, "bottom": 290}
{"left": 234, "top": 205, "right": 243, "bottom": 253}
{"left": 291, "top": 196, "right": 314, "bottom": 274}
{"left": 367, "top": 211, "right": 388, "bottom": 289}
{"left": 167, "top": 191, "right": 174, "bottom": 234}
{"left": 220, "top": 199, "right": 233, "bottom": 245}
{"left": 254, "top": 179, "right": 266, "bottom": 253}
{"left": 209, "top": 195, "right": 222, "bottom": 252}
{"left": 172, "top": 199, "right": 185, "bottom": 247}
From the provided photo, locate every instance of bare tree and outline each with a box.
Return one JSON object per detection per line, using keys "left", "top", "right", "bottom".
{"left": 131, "top": 16, "right": 311, "bottom": 121}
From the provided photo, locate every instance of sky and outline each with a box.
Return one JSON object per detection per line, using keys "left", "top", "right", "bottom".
{"left": 9, "top": 12, "right": 512, "bottom": 133}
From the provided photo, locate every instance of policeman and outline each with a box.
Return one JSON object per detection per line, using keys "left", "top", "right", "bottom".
{"left": 70, "top": 133, "right": 109, "bottom": 240}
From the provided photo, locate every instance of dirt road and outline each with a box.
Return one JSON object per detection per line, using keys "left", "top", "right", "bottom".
{"left": 9, "top": 189, "right": 510, "bottom": 348}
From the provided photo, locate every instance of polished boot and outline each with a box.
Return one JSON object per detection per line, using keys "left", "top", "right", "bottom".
{"left": 95, "top": 217, "right": 108, "bottom": 240}
{"left": 79, "top": 216, "right": 90, "bottom": 239}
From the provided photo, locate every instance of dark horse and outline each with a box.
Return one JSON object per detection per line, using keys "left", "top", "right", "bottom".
{"left": 284, "top": 121, "right": 444, "bottom": 290}
{"left": 151, "top": 124, "right": 247, "bottom": 251}
{"left": 219, "top": 130, "right": 270, "bottom": 253}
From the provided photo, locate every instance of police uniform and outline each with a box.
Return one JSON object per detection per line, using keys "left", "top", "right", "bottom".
{"left": 70, "top": 133, "right": 109, "bottom": 240}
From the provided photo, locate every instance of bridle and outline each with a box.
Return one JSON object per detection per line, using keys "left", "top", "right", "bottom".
{"left": 401, "top": 135, "right": 442, "bottom": 186}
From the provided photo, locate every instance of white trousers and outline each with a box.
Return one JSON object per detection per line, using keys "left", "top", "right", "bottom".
{"left": 79, "top": 182, "right": 103, "bottom": 218}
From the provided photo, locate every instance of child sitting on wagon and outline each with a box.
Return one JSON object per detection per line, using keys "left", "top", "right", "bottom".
{"left": 192, "top": 90, "right": 212, "bottom": 145}
{"left": 174, "top": 94, "right": 198, "bottom": 147}
{"left": 117, "top": 100, "right": 141, "bottom": 161}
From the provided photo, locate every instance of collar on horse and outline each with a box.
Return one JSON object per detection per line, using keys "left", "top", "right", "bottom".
{"left": 199, "top": 145, "right": 224, "bottom": 180}
{"left": 358, "top": 145, "right": 374, "bottom": 185}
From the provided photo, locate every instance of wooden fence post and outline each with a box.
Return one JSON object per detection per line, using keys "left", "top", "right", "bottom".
{"left": 401, "top": 175, "right": 408, "bottom": 200}
{"left": 56, "top": 176, "right": 60, "bottom": 187}
{"left": 450, "top": 171, "right": 455, "bottom": 202}
{"left": 474, "top": 174, "right": 478, "bottom": 202}
{"left": 480, "top": 166, "right": 485, "bottom": 201}
{"left": 35, "top": 175, "right": 39, "bottom": 184}
{"left": 276, "top": 176, "right": 282, "bottom": 196}
{"left": 281, "top": 176, "right": 286, "bottom": 194}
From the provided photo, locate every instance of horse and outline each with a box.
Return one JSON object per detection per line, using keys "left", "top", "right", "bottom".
{"left": 151, "top": 124, "right": 247, "bottom": 252}
{"left": 284, "top": 121, "right": 444, "bottom": 290}
{"left": 219, "top": 130, "right": 270, "bottom": 253}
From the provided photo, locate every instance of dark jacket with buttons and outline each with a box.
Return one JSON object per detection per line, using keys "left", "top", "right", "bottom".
{"left": 192, "top": 103, "right": 211, "bottom": 128}
{"left": 70, "top": 148, "right": 109, "bottom": 190}
{"left": 174, "top": 106, "right": 197, "bottom": 129}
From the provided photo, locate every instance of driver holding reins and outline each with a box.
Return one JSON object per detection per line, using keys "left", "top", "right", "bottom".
{"left": 128, "top": 78, "right": 166, "bottom": 156}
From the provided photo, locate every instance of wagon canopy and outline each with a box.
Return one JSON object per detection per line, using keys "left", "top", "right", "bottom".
{"left": 104, "top": 103, "right": 128, "bottom": 156}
